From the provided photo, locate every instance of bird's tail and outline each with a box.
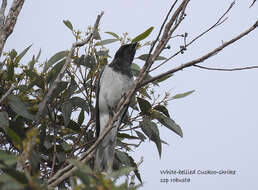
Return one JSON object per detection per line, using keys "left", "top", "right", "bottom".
{"left": 94, "top": 126, "right": 117, "bottom": 173}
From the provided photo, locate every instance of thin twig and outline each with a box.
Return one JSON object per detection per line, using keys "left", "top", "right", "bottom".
{"left": 149, "top": 1, "right": 235, "bottom": 73}
{"left": 141, "top": 20, "right": 258, "bottom": 86}
{"left": 194, "top": 65, "right": 258, "bottom": 71}
{"left": 36, "top": 12, "right": 104, "bottom": 121}
{"left": 250, "top": 0, "right": 257, "bottom": 8}
{"left": 0, "top": 86, "right": 15, "bottom": 104}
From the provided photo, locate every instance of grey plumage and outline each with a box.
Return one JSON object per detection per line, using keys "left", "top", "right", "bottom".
{"left": 95, "top": 43, "right": 137, "bottom": 172}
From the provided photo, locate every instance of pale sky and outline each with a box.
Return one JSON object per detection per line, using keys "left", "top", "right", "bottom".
{"left": 4, "top": 0, "right": 258, "bottom": 189}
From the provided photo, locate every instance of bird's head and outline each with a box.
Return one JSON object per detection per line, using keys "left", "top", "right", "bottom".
{"left": 114, "top": 43, "right": 137, "bottom": 63}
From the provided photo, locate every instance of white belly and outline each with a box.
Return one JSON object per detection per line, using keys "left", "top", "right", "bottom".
{"left": 98, "top": 66, "right": 134, "bottom": 114}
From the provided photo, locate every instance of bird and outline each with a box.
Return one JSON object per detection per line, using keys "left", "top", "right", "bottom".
{"left": 94, "top": 43, "right": 137, "bottom": 172}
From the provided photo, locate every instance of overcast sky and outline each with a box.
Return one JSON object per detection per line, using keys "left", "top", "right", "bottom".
{"left": 4, "top": 0, "right": 258, "bottom": 189}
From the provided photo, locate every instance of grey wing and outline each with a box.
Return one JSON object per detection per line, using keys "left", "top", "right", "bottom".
{"left": 95, "top": 66, "right": 105, "bottom": 138}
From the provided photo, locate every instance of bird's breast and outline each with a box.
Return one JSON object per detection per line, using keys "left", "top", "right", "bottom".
{"left": 98, "top": 66, "right": 134, "bottom": 113}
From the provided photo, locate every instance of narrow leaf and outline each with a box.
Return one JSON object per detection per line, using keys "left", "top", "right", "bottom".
{"left": 63, "top": 20, "right": 73, "bottom": 31}
{"left": 154, "top": 105, "right": 170, "bottom": 117}
{"left": 43, "top": 51, "right": 68, "bottom": 72}
{"left": 0, "top": 111, "right": 9, "bottom": 128}
{"left": 155, "top": 74, "right": 173, "bottom": 83}
{"left": 141, "top": 118, "right": 162, "bottom": 157}
{"left": 70, "top": 97, "right": 89, "bottom": 114}
{"left": 135, "top": 131, "right": 146, "bottom": 141}
{"left": 8, "top": 95, "right": 35, "bottom": 120}
{"left": 171, "top": 90, "right": 195, "bottom": 100}
{"left": 77, "top": 109, "right": 84, "bottom": 126}
{"left": 18, "top": 44, "right": 32, "bottom": 60}
{"left": 62, "top": 101, "right": 72, "bottom": 127}
{"left": 95, "top": 39, "right": 119, "bottom": 46}
{"left": 105, "top": 31, "right": 120, "bottom": 39}
{"left": 137, "top": 54, "right": 167, "bottom": 61}
{"left": 153, "top": 111, "right": 183, "bottom": 137}
{"left": 137, "top": 97, "right": 152, "bottom": 115}
{"left": 69, "top": 159, "right": 92, "bottom": 174}
{"left": 132, "top": 26, "right": 154, "bottom": 43}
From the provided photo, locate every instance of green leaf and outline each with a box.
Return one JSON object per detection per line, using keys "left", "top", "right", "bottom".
{"left": 36, "top": 48, "right": 41, "bottom": 62}
{"left": 105, "top": 31, "right": 120, "bottom": 39}
{"left": 95, "top": 39, "right": 119, "bottom": 46}
{"left": 131, "top": 63, "right": 141, "bottom": 76}
{"left": 63, "top": 20, "right": 73, "bottom": 31}
{"left": 115, "top": 150, "right": 131, "bottom": 166}
{"left": 137, "top": 97, "right": 152, "bottom": 115}
{"left": 154, "top": 74, "right": 173, "bottom": 83}
{"left": 2, "top": 168, "right": 28, "bottom": 184}
{"left": 153, "top": 111, "right": 183, "bottom": 137}
{"left": 0, "top": 150, "right": 17, "bottom": 166}
{"left": 9, "top": 49, "right": 17, "bottom": 59}
{"left": 67, "top": 78, "right": 78, "bottom": 97}
{"left": 74, "top": 170, "right": 91, "bottom": 185}
{"left": 96, "top": 50, "right": 109, "bottom": 57}
{"left": 132, "top": 26, "right": 154, "bottom": 43}
{"left": 154, "top": 105, "right": 170, "bottom": 117}
{"left": 7, "top": 62, "right": 14, "bottom": 81}
{"left": 171, "top": 90, "right": 195, "bottom": 100}
{"left": 17, "top": 44, "right": 32, "bottom": 60}
{"left": 84, "top": 55, "right": 96, "bottom": 68}
{"left": 43, "top": 51, "right": 68, "bottom": 72}
{"left": 70, "top": 96, "right": 89, "bottom": 114}
{"left": 0, "top": 111, "right": 9, "bottom": 128}
{"left": 47, "top": 59, "right": 66, "bottom": 84}
{"left": 61, "top": 141, "right": 72, "bottom": 151}
{"left": 110, "top": 166, "right": 135, "bottom": 180}
{"left": 62, "top": 101, "right": 72, "bottom": 127}
{"left": 141, "top": 118, "right": 162, "bottom": 157}
{"left": 69, "top": 159, "right": 93, "bottom": 174}
{"left": 8, "top": 95, "right": 35, "bottom": 120}
{"left": 117, "top": 133, "right": 139, "bottom": 140}
{"left": 137, "top": 54, "right": 167, "bottom": 61}
{"left": 77, "top": 109, "right": 84, "bottom": 126}
{"left": 127, "top": 155, "right": 143, "bottom": 183}
{"left": 6, "top": 128, "right": 22, "bottom": 145}
{"left": 135, "top": 131, "right": 146, "bottom": 141}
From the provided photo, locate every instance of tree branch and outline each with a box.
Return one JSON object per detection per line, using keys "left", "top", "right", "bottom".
{"left": 0, "top": 0, "right": 25, "bottom": 57}
{"left": 194, "top": 65, "right": 258, "bottom": 71}
{"left": 141, "top": 20, "right": 258, "bottom": 86}
{"left": 35, "top": 12, "right": 104, "bottom": 121}
{"left": 0, "top": 0, "right": 7, "bottom": 29}
{"left": 149, "top": 1, "right": 235, "bottom": 72}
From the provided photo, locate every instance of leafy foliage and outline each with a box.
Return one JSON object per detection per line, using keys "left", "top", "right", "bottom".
{"left": 0, "top": 20, "right": 193, "bottom": 189}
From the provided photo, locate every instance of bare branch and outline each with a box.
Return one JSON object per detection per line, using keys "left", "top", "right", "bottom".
{"left": 250, "top": 0, "right": 257, "bottom": 8}
{"left": 187, "top": 1, "right": 235, "bottom": 47}
{"left": 0, "top": 86, "right": 15, "bottom": 104}
{"left": 0, "top": 0, "right": 25, "bottom": 57}
{"left": 35, "top": 12, "right": 104, "bottom": 121}
{"left": 150, "top": 1, "right": 235, "bottom": 73}
{"left": 141, "top": 20, "right": 258, "bottom": 86}
{"left": 194, "top": 65, "right": 258, "bottom": 71}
